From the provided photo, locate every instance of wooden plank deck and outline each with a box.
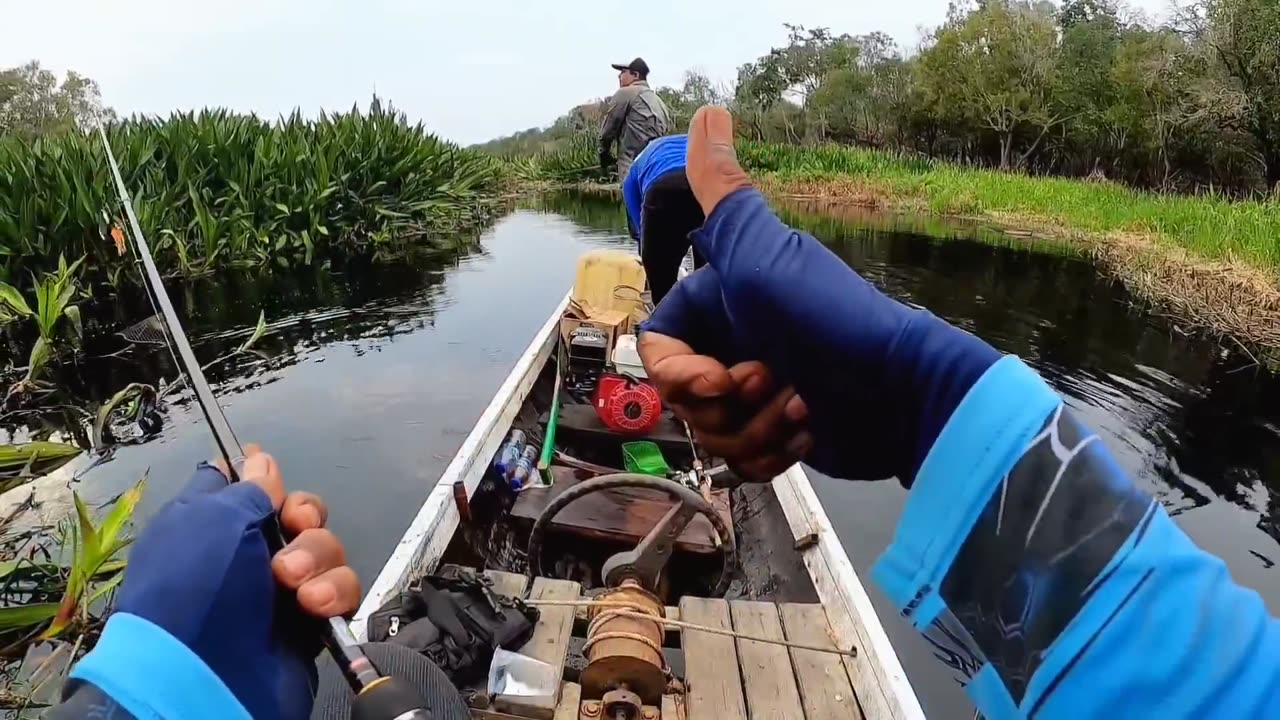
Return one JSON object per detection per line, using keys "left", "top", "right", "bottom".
{"left": 730, "top": 601, "right": 806, "bottom": 719}
{"left": 780, "top": 603, "right": 864, "bottom": 720}
{"left": 493, "top": 577, "right": 581, "bottom": 719}
{"left": 680, "top": 597, "right": 748, "bottom": 720}
{"left": 457, "top": 569, "right": 865, "bottom": 720}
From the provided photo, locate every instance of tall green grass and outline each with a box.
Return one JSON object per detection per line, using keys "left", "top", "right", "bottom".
{"left": 0, "top": 99, "right": 504, "bottom": 284}
{"left": 502, "top": 132, "right": 604, "bottom": 183}
{"left": 740, "top": 141, "right": 1280, "bottom": 273}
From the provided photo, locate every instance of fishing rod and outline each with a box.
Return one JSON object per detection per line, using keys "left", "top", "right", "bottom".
{"left": 97, "top": 126, "right": 431, "bottom": 720}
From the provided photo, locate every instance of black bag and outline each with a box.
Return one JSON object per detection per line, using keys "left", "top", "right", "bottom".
{"left": 367, "top": 569, "right": 539, "bottom": 686}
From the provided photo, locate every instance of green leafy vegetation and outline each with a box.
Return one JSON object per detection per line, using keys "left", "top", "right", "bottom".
{"left": 738, "top": 141, "right": 1280, "bottom": 272}
{"left": 485, "top": 0, "right": 1280, "bottom": 197}
{"left": 503, "top": 132, "right": 605, "bottom": 184}
{"left": 0, "top": 443, "right": 82, "bottom": 493}
{"left": 0, "top": 97, "right": 503, "bottom": 284}
{"left": 483, "top": 0, "right": 1280, "bottom": 347}
{"left": 0, "top": 61, "right": 114, "bottom": 141}
{"left": 0, "top": 255, "right": 85, "bottom": 391}
{"left": 0, "top": 479, "right": 142, "bottom": 654}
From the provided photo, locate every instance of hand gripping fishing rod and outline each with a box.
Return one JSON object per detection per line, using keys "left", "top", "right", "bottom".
{"left": 98, "top": 127, "right": 432, "bottom": 720}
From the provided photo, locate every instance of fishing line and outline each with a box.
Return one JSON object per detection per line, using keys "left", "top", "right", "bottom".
{"left": 97, "top": 125, "right": 432, "bottom": 719}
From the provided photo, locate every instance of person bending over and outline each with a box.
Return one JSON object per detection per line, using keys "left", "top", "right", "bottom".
{"left": 622, "top": 134, "right": 705, "bottom": 305}
{"left": 638, "top": 106, "right": 1280, "bottom": 719}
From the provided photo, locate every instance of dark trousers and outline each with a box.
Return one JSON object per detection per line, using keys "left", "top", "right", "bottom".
{"left": 641, "top": 169, "right": 706, "bottom": 305}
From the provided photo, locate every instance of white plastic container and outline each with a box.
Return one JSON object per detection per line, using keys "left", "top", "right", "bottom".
{"left": 611, "top": 334, "right": 647, "bottom": 378}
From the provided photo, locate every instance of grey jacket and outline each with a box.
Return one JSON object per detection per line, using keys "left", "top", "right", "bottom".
{"left": 599, "top": 81, "right": 671, "bottom": 178}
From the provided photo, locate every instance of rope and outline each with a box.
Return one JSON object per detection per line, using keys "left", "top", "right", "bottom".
{"left": 525, "top": 599, "right": 858, "bottom": 658}
{"left": 581, "top": 600, "right": 666, "bottom": 665}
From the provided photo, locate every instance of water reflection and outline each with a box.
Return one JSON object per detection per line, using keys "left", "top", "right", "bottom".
{"left": 775, "top": 201, "right": 1280, "bottom": 718}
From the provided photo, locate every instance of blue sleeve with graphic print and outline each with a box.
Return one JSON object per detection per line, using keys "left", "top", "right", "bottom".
{"left": 873, "top": 357, "right": 1280, "bottom": 718}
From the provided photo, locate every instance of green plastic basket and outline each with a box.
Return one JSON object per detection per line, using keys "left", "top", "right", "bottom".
{"left": 622, "top": 441, "right": 670, "bottom": 477}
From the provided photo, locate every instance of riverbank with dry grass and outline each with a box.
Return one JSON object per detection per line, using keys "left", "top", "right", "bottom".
{"left": 514, "top": 137, "right": 1280, "bottom": 359}
{"left": 752, "top": 170, "right": 1280, "bottom": 362}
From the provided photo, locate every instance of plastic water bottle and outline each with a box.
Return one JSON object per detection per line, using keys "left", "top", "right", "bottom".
{"left": 509, "top": 445, "right": 540, "bottom": 490}
{"left": 493, "top": 430, "right": 527, "bottom": 478}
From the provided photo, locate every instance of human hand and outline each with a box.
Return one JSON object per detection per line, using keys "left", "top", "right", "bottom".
{"left": 638, "top": 268, "right": 813, "bottom": 483}
{"left": 113, "top": 445, "right": 359, "bottom": 720}
{"left": 639, "top": 107, "right": 1001, "bottom": 485}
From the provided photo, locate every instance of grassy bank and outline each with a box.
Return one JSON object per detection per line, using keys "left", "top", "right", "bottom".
{"left": 740, "top": 142, "right": 1280, "bottom": 269}
{"left": 486, "top": 133, "right": 1280, "bottom": 353}
{"left": 0, "top": 99, "right": 503, "bottom": 286}
{"left": 738, "top": 141, "right": 1280, "bottom": 353}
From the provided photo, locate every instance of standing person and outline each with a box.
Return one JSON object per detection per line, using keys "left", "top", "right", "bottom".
{"left": 622, "top": 134, "right": 704, "bottom": 305}
{"left": 598, "top": 57, "right": 670, "bottom": 182}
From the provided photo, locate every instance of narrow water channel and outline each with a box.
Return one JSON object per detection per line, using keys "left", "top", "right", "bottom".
{"left": 38, "top": 192, "right": 1280, "bottom": 718}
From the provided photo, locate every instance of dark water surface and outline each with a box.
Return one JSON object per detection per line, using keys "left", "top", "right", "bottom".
{"left": 54, "top": 193, "right": 1280, "bottom": 718}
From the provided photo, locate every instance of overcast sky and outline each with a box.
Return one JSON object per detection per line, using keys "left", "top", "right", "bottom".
{"left": 9, "top": 0, "right": 1179, "bottom": 146}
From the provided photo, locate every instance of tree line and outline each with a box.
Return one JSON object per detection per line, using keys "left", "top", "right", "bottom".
{"left": 479, "top": 0, "right": 1280, "bottom": 197}
{"left": 0, "top": 61, "right": 114, "bottom": 140}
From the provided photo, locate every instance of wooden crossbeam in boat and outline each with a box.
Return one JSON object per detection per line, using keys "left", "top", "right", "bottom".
{"left": 484, "top": 570, "right": 530, "bottom": 598}
{"left": 729, "top": 601, "right": 806, "bottom": 719}
{"left": 511, "top": 468, "right": 731, "bottom": 555}
{"left": 553, "top": 682, "right": 581, "bottom": 720}
{"left": 660, "top": 694, "right": 684, "bottom": 720}
{"left": 494, "top": 577, "right": 581, "bottom": 719}
{"left": 779, "top": 603, "right": 864, "bottom": 720}
{"left": 772, "top": 470, "right": 820, "bottom": 549}
{"left": 551, "top": 404, "right": 691, "bottom": 453}
{"left": 679, "top": 597, "right": 748, "bottom": 720}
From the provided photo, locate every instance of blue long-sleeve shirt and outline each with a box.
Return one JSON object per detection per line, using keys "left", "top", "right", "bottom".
{"left": 668, "top": 188, "right": 1280, "bottom": 718}
{"left": 621, "top": 134, "right": 688, "bottom": 237}
{"left": 875, "top": 356, "right": 1280, "bottom": 717}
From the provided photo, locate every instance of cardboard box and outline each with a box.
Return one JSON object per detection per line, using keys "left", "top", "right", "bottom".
{"left": 561, "top": 309, "right": 629, "bottom": 364}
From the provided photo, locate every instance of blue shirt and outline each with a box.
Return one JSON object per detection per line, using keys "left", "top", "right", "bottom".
{"left": 622, "top": 134, "right": 688, "bottom": 237}
{"left": 643, "top": 188, "right": 1280, "bottom": 719}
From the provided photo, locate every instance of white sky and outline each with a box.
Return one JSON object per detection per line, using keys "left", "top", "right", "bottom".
{"left": 8, "top": 0, "right": 1180, "bottom": 146}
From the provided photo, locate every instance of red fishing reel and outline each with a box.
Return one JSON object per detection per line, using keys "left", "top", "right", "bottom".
{"left": 594, "top": 373, "right": 662, "bottom": 435}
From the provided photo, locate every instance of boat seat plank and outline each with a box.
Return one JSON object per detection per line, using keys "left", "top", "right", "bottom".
{"left": 553, "top": 682, "right": 581, "bottom": 720}
{"left": 729, "top": 601, "right": 805, "bottom": 720}
{"left": 679, "top": 597, "right": 747, "bottom": 720}
{"left": 511, "top": 468, "right": 731, "bottom": 555}
{"left": 771, "top": 472, "right": 820, "bottom": 550}
{"left": 661, "top": 694, "right": 684, "bottom": 720}
{"left": 493, "top": 578, "right": 581, "bottom": 719}
{"left": 779, "top": 603, "right": 864, "bottom": 720}
{"left": 485, "top": 570, "right": 530, "bottom": 598}
{"left": 551, "top": 404, "right": 690, "bottom": 453}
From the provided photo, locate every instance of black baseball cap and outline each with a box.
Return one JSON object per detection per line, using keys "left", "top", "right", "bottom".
{"left": 611, "top": 58, "right": 650, "bottom": 77}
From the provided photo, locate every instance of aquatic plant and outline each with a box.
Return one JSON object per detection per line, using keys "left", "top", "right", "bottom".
{"left": 0, "top": 479, "right": 142, "bottom": 653}
{"left": 0, "top": 443, "right": 82, "bottom": 494}
{"left": 0, "top": 98, "right": 504, "bottom": 284}
{"left": 501, "top": 132, "right": 607, "bottom": 184}
{"left": 0, "top": 255, "right": 85, "bottom": 388}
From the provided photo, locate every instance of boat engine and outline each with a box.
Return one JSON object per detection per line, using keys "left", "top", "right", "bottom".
{"left": 593, "top": 373, "right": 662, "bottom": 435}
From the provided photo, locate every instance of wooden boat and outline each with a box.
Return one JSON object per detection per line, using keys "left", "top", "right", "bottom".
{"left": 352, "top": 261, "right": 925, "bottom": 720}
